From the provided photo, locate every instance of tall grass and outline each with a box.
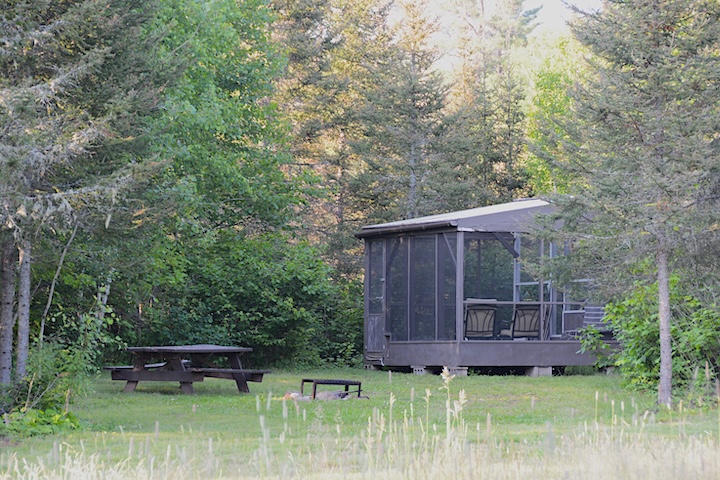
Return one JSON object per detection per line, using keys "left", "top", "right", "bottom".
{"left": 1, "top": 369, "right": 719, "bottom": 479}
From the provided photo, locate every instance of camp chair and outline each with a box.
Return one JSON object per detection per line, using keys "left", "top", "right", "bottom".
{"left": 464, "top": 304, "right": 497, "bottom": 340}
{"left": 510, "top": 305, "right": 541, "bottom": 340}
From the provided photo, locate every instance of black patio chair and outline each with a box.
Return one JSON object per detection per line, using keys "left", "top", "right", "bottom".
{"left": 464, "top": 304, "right": 497, "bottom": 340}
{"left": 510, "top": 305, "right": 541, "bottom": 340}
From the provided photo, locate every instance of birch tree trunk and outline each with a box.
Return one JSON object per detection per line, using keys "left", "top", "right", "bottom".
{"left": 16, "top": 239, "right": 31, "bottom": 378}
{"left": 0, "top": 238, "right": 17, "bottom": 384}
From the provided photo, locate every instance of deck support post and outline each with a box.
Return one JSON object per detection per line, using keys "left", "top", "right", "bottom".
{"left": 526, "top": 366, "right": 552, "bottom": 377}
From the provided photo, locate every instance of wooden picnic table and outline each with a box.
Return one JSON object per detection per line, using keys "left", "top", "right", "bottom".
{"left": 106, "top": 344, "right": 269, "bottom": 394}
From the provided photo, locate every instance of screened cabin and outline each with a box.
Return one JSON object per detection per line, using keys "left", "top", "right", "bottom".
{"left": 356, "top": 199, "right": 611, "bottom": 376}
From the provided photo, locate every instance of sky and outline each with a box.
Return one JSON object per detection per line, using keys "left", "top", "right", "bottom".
{"left": 399, "top": 0, "right": 606, "bottom": 73}
{"left": 525, "top": 0, "right": 603, "bottom": 33}
{"left": 424, "top": 0, "right": 606, "bottom": 47}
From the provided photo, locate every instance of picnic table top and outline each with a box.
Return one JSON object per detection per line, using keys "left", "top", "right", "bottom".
{"left": 126, "top": 344, "right": 252, "bottom": 355}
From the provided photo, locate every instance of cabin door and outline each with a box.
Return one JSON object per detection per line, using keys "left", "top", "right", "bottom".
{"left": 365, "top": 314, "right": 385, "bottom": 353}
{"left": 365, "top": 238, "right": 387, "bottom": 362}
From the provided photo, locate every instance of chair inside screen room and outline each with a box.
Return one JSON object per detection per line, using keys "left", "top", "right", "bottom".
{"left": 510, "top": 305, "right": 541, "bottom": 339}
{"left": 464, "top": 304, "right": 497, "bottom": 340}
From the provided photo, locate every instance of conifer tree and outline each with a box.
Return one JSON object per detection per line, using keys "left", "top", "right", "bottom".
{"left": 544, "top": 0, "right": 720, "bottom": 406}
{"left": 0, "top": 0, "right": 177, "bottom": 382}
{"left": 348, "top": 0, "right": 448, "bottom": 223}
{"left": 439, "top": 0, "right": 539, "bottom": 210}
{"left": 271, "top": 0, "right": 396, "bottom": 276}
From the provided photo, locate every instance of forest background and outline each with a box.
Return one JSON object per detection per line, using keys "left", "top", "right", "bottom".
{"left": 1, "top": 0, "right": 719, "bottom": 414}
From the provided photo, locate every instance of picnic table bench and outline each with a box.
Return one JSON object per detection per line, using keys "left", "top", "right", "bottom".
{"left": 106, "top": 344, "right": 269, "bottom": 394}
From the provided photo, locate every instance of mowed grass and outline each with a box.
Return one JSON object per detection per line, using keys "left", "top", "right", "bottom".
{"left": 2, "top": 368, "right": 720, "bottom": 478}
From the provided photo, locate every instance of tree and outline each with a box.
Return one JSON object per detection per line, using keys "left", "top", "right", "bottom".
{"left": 348, "top": 0, "right": 449, "bottom": 223}
{"left": 526, "top": 35, "right": 587, "bottom": 195}
{"left": 541, "top": 0, "right": 720, "bottom": 406}
{"left": 438, "top": 0, "right": 539, "bottom": 210}
{"left": 15, "top": 240, "right": 30, "bottom": 377}
{"left": 0, "top": 239, "right": 14, "bottom": 383}
{"left": 110, "top": 0, "right": 364, "bottom": 366}
{"left": 150, "top": 0, "right": 299, "bottom": 232}
{"left": 270, "top": 0, "right": 399, "bottom": 277}
{"left": 0, "top": 0, "right": 176, "bottom": 383}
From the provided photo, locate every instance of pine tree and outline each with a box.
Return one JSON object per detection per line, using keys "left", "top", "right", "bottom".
{"left": 0, "top": 0, "right": 177, "bottom": 382}
{"left": 439, "top": 0, "right": 539, "bottom": 210}
{"left": 546, "top": 0, "right": 720, "bottom": 406}
{"left": 348, "top": 0, "right": 448, "bottom": 223}
{"left": 271, "top": 0, "right": 396, "bottom": 276}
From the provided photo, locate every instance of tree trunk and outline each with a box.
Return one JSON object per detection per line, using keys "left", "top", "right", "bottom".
{"left": 16, "top": 239, "right": 31, "bottom": 379}
{"left": 656, "top": 234, "right": 672, "bottom": 407}
{"left": 40, "top": 222, "right": 77, "bottom": 344}
{"left": 96, "top": 270, "right": 113, "bottom": 321}
{"left": 0, "top": 237, "right": 17, "bottom": 384}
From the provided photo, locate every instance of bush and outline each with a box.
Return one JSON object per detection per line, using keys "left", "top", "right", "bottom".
{"left": 141, "top": 232, "right": 363, "bottom": 368}
{"left": 576, "top": 324, "right": 614, "bottom": 369}
{"left": 605, "top": 277, "right": 720, "bottom": 399}
{"left": 0, "top": 342, "right": 86, "bottom": 437}
{"left": 0, "top": 408, "right": 80, "bottom": 437}
{"left": 1, "top": 305, "right": 122, "bottom": 437}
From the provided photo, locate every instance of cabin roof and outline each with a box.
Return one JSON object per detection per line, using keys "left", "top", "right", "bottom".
{"left": 355, "top": 198, "right": 552, "bottom": 238}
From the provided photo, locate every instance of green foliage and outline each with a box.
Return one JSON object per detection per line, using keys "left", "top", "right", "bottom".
{"left": 1, "top": 301, "right": 124, "bottom": 437}
{"left": 152, "top": 0, "right": 301, "bottom": 230}
{"left": 15, "top": 0, "right": 339, "bottom": 374}
{"left": 606, "top": 278, "right": 720, "bottom": 396}
{"left": 576, "top": 325, "right": 615, "bottom": 370}
{"left": 0, "top": 408, "right": 79, "bottom": 437}
{"left": 1, "top": 341, "right": 91, "bottom": 437}
{"left": 107, "top": 0, "right": 349, "bottom": 370}
{"left": 526, "top": 35, "right": 587, "bottom": 195}
{"left": 44, "top": 307, "right": 127, "bottom": 370}
{"left": 142, "top": 232, "right": 362, "bottom": 368}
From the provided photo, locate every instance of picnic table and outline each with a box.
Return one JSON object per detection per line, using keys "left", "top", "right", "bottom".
{"left": 106, "top": 344, "right": 269, "bottom": 394}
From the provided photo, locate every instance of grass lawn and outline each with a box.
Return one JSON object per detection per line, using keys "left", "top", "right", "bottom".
{"left": 2, "top": 368, "right": 720, "bottom": 478}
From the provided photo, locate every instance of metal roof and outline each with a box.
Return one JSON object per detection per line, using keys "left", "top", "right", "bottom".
{"left": 355, "top": 199, "right": 553, "bottom": 238}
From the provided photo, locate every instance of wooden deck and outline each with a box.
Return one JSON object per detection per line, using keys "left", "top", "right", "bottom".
{"left": 365, "top": 338, "right": 617, "bottom": 373}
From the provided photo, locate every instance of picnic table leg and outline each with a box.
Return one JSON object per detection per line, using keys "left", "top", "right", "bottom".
{"left": 167, "top": 353, "right": 196, "bottom": 394}
{"left": 227, "top": 353, "right": 250, "bottom": 393}
{"left": 124, "top": 353, "right": 150, "bottom": 393}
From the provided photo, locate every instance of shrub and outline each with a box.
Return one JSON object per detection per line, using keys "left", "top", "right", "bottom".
{"left": 0, "top": 407, "right": 79, "bottom": 437}
{"left": 576, "top": 324, "right": 614, "bottom": 370}
{"left": 605, "top": 277, "right": 720, "bottom": 399}
{"left": 141, "top": 232, "right": 363, "bottom": 368}
{"left": 1, "top": 305, "right": 121, "bottom": 436}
